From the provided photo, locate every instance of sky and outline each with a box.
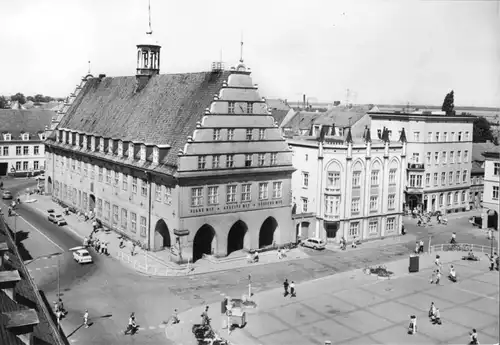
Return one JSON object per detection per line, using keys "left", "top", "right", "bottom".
{"left": 0, "top": 0, "right": 499, "bottom": 107}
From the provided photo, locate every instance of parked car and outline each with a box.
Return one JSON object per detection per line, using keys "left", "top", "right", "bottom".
{"left": 301, "top": 237, "right": 326, "bottom": 250}
{"left": 48, "top": 213, "right": 67, "bottom": 226}
{"left": 72, "top": 247, "right": 93, "bottom": 264}
{"left": 2, "top": 190, "right": 13, "bottom": 200}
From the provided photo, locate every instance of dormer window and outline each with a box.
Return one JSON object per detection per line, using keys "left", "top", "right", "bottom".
{"left": 118, "top": 141, "right": 123, "bottom": 156}
{"left": 56, "top": 131, "right": 60, "bottom": 142}
{"left": 62, "top": 131, "right": 67, "bottom": 143}
{"left": 153, "top": 147, "right": 159, "bottom": 164}
{"left": 99, "top": 138, "right": 104, "bottom": 152}
{"left": 128, "top": 143, "right": 134, "bottom": 159}
{"left": 82, "top": 135, "right": 88, "bottom": 149}
{"left": 3, "top": 133, "right": 12, "bottom": 141}
{"left": 22, "top": 133, "right": 29, "bottom": 141}
{"left": 75, "top": 134, "right": 80, "bottom": 146}
{"left": 90, "top": 136, "right": 96, "bottom": 151}
{"left": 68, "top": 132, "right": 73, "bottom": 145}
{"left": 140, "top": 145, "right": 146, "bottom": 161}
{"left": 108, "top": 139, "right": 114, "bottom": 154}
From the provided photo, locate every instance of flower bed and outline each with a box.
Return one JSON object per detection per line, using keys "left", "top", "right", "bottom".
{"left": 231, "top": 298, "right": 257, "bottom": 309}
{"left": 192, "top": 324, "right": 229, "bottom": 345}
{"left": 368, "top": 265, "right": 394, "bottom": 278}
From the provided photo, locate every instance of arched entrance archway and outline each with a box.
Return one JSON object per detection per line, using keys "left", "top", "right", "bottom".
{"left": 227, "top": 220, "right": 248, "bottom": 255}
{"left": 47, "top": 176, "right": 52, "bottom": 194}
{"left": 193, "top": 224, "right": 215, "bottom": 262}
{"left": 259, "top": 217, "right": 278, "bottom": 248}
{"left": 487, "top": 209, "right": 498, "bottom": 230}
{"left": 154, "top": 219, "right": 171, "bottom": 251}
{"left": 89, "top": 194, "right": 96, "bottom": 212}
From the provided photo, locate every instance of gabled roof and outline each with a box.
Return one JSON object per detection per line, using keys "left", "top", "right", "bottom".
{"left": 49, "top": 71, "right": 230, "bottom": 168}
{"left": 472, "top": 142, "right": 497, "bottom": 162}
{"left": 0, "top": 110, "right": 53, "bottom": 141}
{"left": 266, "top": 99, "right": 291, "bottom": 111}
{"left": 270, "top": 109, "right": 292, "bottom": 126}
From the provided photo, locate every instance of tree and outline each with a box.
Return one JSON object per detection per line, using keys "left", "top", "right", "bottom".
{"left": 34, "top": 94, "right": 45, "bottom": 103}
{"left": 27, "top": 96, "right": 34, "bottom": 102}
{"left": 441, "top": 90, "right": 455, "bottom": 115}
{"left": 473, "top": 116, "right": 495, "bottom": 143}
{"left": 0, "top": 96, "right": 8, "bottom": 109}
{"left": 10, "top": 92, "right": 26, "bottom": 105}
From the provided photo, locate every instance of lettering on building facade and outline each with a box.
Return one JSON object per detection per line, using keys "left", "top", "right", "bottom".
{"left": 188, "top": 199, "right": 284, "bottom": 216}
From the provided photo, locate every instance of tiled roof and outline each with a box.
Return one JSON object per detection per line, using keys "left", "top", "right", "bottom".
{"left": 471, "top": 161, "right": 484, "bottom": 174}
{"left": 282, "top": 107, "right": 366, "bottom": 134}
{"left": 49, "top": 71, "right": 231, "bottom": 168}
{"left": 270, "top": 109, "right": 291, "bottom": 126}
{"left": 472, "top": 142, "right": 497, "bottom": 162}
{"left": 0, "top": 218, "right": 64, "bottom": 345}
{"left": 266, "top": 99, "right": 291, "bottom": 111}
{"left": 0, "top": 110, "right": 53, "bottom": 141}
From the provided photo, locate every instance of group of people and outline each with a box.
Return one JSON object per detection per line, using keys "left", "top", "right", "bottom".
{"left": 283, "top": 279, "right": 296, "bottom": 297}
{"left": 340, "top": 236, "right": 359, "bottom": 250}
{"left": 486, "top": 252, "right": 499, "bottom": 271}
{"left": 83, "top": 235, "right": 109, "bottom": 255}
{"left": 428, "top": 302, "right": 442, "bottom": 325}
{"left": 414, "top": 240, "right": 425, "bottom": 254}
{"left": 246, "top": 251, "right": 259, "bottom": 263}
{"left": 53, "top": 298, "right": 67, "bottom": 322}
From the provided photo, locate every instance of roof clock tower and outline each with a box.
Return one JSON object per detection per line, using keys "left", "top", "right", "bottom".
{"left": 136, "top": 0, "right": 160, "bottom": 77}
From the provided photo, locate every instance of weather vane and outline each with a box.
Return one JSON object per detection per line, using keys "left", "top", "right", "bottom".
{"left": 240, "top": 31, "right": 244, "bottom": 63}
{"left": 147, "top": 0, "right": 153, "bottom": 35}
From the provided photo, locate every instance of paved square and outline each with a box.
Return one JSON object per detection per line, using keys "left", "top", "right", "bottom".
{"left": 297, "top": 319, "right": 359, "bottom": 343}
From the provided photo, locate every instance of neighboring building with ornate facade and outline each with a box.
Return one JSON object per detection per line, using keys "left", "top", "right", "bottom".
{"left": 469, "top": 141, "right": 498, "bottom": 209}
{"left": 481, "top": 147, "right": 500, "bottom": 230}
{"left": 44, "top": 31, "right": 295, "bottom": 263}
{"left": 288, "top": 122, "right": 406, "bottom": 243}
{"left": 0, "top": 110, "right": 52, "bottom": 177}
{"left": 368, "top": 110, "right": 475, "bottom": 214}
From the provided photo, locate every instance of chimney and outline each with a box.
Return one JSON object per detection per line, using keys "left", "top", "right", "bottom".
{"left": 303, "top": 94, "right": 306, "bottom": 109}
{"left": 0, "top": 270, "right": 21, "bottom": 300}
{"left": 0, "top": 242, "right": 8, "bottom": 269}
{"left": 2, "top": 309, "right": 40, "bottom": 345}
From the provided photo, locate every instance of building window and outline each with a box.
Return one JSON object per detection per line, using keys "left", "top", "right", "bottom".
{"left": 351, "top": 198, "right": 360, "bottom": 213}
{"left": 259, "top": 129, "right": 265, "bottom": 140}
{"left": 258, "top": 153, "right": 265, "bottom": 166}
{"left": 454, "top": 192, "right": 459, "bottom": 204}
{"left": 371, "top": 170, "right": 379, "bottom": 186}
{"left": 305, "top": 154, "right": 308, "bottom": 161}
{"left": 272, "top": 181, "right": 282, "bottom": 198}
{"left": 426, "top": 152, "right": 431, "bottom": 165}
{"left": 2, "top": 147, "right": 7, "bottom": 156}
{"left": 425, "top": 173, "right": 430, "bottom": 186}
{"left": 141, "top": 179, "right": 147, "bottom": 197}
{"left": 98, "top": 167, "right": 103, "bottom": 182}
{"left": 493, "top": 186, "right": 499, "bottom": 200}
{"left": 434, "top": 152, "right": 439, "bottom": 165}
{"left": 77, "top": 160, "right": 81, "bottom": 174}
{"left": 70, "top": 159, "right": 75, "bottom": 172}
{"left": 413, "top": 132, "right": 420, "bottom": 142}
{"left": 352, "top": 171, "right": 361, "bottom": 187}
{"left": 301, "top": 197, "right": 308, "bottom": 213}
{"left": 226, "top": 154, "right": 234, "bottom": 168}
{"left": 439, "top": 193, "right": 444, "bottom": 206}
{"left": 302, "top": 172, "right": 309, "bottom": 188}
{"left": 104, "top": 201, "right": 110, "bottom": 221}
{"left": 370, "top": 196, "right": 378, "bottom": 211}
{"left": 122, "top": 174, "right": 128, "bottom": 190}
{"left": 462, "top": 191, "right": 466, "bottom": 203}
{"left": 462, "top": 170, "right": 468, "bottom": 183}
{"left": 227, "top": 128, "right": 235, "bottom": 141}
{"left": 441, "top": 172, "right": 446, "bottom": 185}
{"left": 457, "top": 150, "right": 462, "bottom": 163}
{"left": 369, "top": 220, "right": 378, "bottom": 234}
{"left": 450, "top": 151, "right": 455, "bottom": 163}
{"left": 464, "top": 150, "right": 469, "bottom": 162}
{"left": 427, "top": 132, "right": 432, "bottom": 142}
{"left": 23, "top": 161, "right": 28, "bottom": 171}
{"left": 442, "top": 151, "right": 447, "bottom": 164}
{"left": 412, "top": 153, "right": 420, "bottom": 163}
{"left": 191, "top": 187, "right": 203, "bottom": 207}
{"left": 96, "top": 198, "right": 102, "bottom": 218}
{"left": 388, "top": 169, "right": 397, "bottom": 185}
{"left": 447, "top": 192, "right": 452, "bottom": 206}
{"left": 213, "top": 129, "right": 221, "bottom": 141}
{"left": 349, "top": 222, "right": 359, "bottom": 236}
{"left": 208, "top": 186, "right": 219, "bottom": 205}
{"left": 226, "top": 185, "right": 237, "bottom": 203}
{"left": 15, "top": 146, "right": 21, "bottom": 155}
{"left": 112, "top": 205, "right": 118, "bottom": 226}
{"left": 131, "top": 212, "right": 137, "bottom": 233}
{"left": 245, "top": 154, "right": 253, "bottom": 167}
{"left": 106, "top": 169, "right": 111, "bottom": 184}
{"left": 465, "top": 131, "right": 469, "bottom": 140}
{"left": 34, "top": 146, "right": 40, "bottom": 155}
{"left": 386, "top": 217, "right": 395, "bottom": 233}
{"left": 246, "top": 102, "right": 253, "bottom": 114}
{"left": 228, "top": 102, "right": 235, "bottom": 114}
{"left": 213, "top": 155, "right": 220, "bottom": 169}
{"left": 245, "top": 129, "right": 253, "bottom": 140}
{"left": 458, "top": 132, "right": 462, "bottom": 141}
{"left": 388, "top": 194, "right": 395, "bottom": 209}
{"left": 155, "top": 184, "right": 162, "bottom": 201}
{"left": 494, "top": 162, "right": 500, "bottom": 176}
{"left": 327, "top": 171, "right": 340, "bottom": 189}
{"left": 23, "top": 146, "right": 28, "bottom": 155}
{"left": 140, "top": 216, "right": 147, "bottom": 237}
{"left": 242, "top": 184, "right": 251, "bottom": 202}
{"left": 121, "top": 209, "right": 128, "bottom": 230}
{"left": 34, "top": 161, "right": 39, "bottom": 170}
{"left": 435, "top": 132, "right": 440, "bottom": 142}
{"left": 4, "top": 134, "right": 11, "bottom": 141}
{"left": 454, "top": 170, "right": 460, "bottom": 184}
{"left": 325, "top": 195, "right": 340, "bottom": 215}
{"left": 270, "top": 153, "right": 277, "bottom": 165}
{"left": 258, "top": 182, "right": 269, "bottom": 200}
{"left": 448, "top": 172, "right": 453, "bottom": 184}
{"left": 163, "top": 186, "right": 172, "bottom": 205}
{"left": 198, "top": 156, "right": 206, "bottom": 169}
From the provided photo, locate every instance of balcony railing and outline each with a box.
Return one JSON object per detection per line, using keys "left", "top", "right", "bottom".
{"left": 407, "top": 163, "right": 425, "bottom": 170}
{"left": 324, "top": 186, "right": 341, "bottom": 193}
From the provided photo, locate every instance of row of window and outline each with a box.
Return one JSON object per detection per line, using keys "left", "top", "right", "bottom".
{"left": 302, "top": 169, "right": 398, "bottom": 189}
{"left": 413, "top": 130, "right": 470, "bottom": 143}
{"left": 55, "top": 156, "right": 173, "bottom": 204}
{"left": 191, "top": 182, "right": 282, "bottom": 207}
{"left": 348, "top": 217, "right": 397, "bottom": 237}
{"left": 434, "top": 190, "right": 470, "bottom": 206}
{"left": 409, "top": 170, "right": 469, "bottom": 188}
{"left": 0, "top": 145, "right": 42, "bottom": 156}
{"left": 13, "top": 161, "right": 41, "bottom": 171}
{"left": 227, "top": 101, "right": 253, "bottom": 114}
{"left": 212, "top": 128, "right": 266, "bottom": 141}
{"left": 413, "top": 150, "right": 470, "bottom": 165}
{"left": 301, "top": 193, "right": 397, "bottom": 214}
{"left": 1, "top": 133, "right": 44, "bottom": 141}
{"left": 53, "top": 182, "right": 148, "bottom": 236}
{"left": 198, "top": 153, "right": 278, "bottom": 169}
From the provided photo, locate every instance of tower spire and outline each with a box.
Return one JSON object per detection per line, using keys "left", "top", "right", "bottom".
{"left": 240, "top": 32, "right": 244, "bottom": 63}
{"left": 87, "top": 60, "right": 91, "bottom": 75}
{"left": 147, "top": 0, "right": 152, "bottom": 35}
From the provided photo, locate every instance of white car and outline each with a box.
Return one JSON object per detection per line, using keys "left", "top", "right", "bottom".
{"left": 301, "top": 237, "right": 326, "bottom": 250}
{"left": 72, "top": 248, "right": 93, "bottom": 264}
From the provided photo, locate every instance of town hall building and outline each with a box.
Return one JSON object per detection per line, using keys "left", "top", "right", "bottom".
{"left": 44, "top": 30, "right": 295, "bottom": 263}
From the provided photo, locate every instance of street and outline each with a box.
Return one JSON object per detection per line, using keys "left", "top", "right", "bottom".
{"left": 0, "top": 178, "right": 496, "bottom": 344}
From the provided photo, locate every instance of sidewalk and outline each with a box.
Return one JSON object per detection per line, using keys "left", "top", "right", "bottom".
{"left": 166, "top": 250, "right": 492, "bottom": 345}
{"left": 325, "top": 233, "right": 417, "bottom": 252}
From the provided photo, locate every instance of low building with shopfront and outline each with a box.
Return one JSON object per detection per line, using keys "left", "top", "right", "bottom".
{"left": 289, "top": 123, "right": 406, "bottom": 244}
{"left": 44, "top": 30, "right": 295, "bottom": 263}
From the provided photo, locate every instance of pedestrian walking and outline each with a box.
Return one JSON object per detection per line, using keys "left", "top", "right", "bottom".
{"left": 201, "top": 306, "right": 210, "bottom": 326}
{"left": 119, "top": 237, "right": 124, "bottom": 249}
{"left": 103, "top": 242, "right": 108, "bottom": 255}
{"left": 131, "top": 243, "right": 136, "bottom": 256}
{"left": 419, "top": 240, "right": 424, "bottom": 254}
{"left": 469, "top": 329, "right": 479, "bottom": 344}
{"left": 83, "top": 310, "right": 89, "bottom": 328}
{"left": 486, "top": 253, "right": 495, "bottom": 271}
{"left": 171, "top": 309, "right": 180, "bottom": 324}
{"left": 290, "top": 281, "right": 296, "bottom": 297}
{"left": 283, "top": 279, "right": 289, "bottom": 297}
{"left": 415, "top": 241, "right": 419, "bottom": 254}
{"left": 435, "top": 269, "right": 441, "bottom": 285}
{"left": 432, "top": 308, "right": 442, "bottom": 325}
{"left": 408, "top": 315, "right": 417, "bottom": 334}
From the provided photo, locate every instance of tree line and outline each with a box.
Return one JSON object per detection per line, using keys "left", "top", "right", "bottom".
{"left": 0, "top": 92, "right": 65, "bottom": 109}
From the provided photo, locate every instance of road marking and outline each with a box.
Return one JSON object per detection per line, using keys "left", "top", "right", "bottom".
{"left": 52, "top": 264, "right": 58, "bottom": 268}
{"left": 149, "top": 326, "right": 156, "bottom": 330}
{"left": 158, "top": 324, "right": 166, "bottom": 329}
{"left": 44, "top": 266, "right": 49, "bottom": 269}
{"left": 32, "top": 205, "right": 85, "bottom": 240}
{"left": 138, "top": 327, "right": 145, "bottom": 331}
{"left": 36, "top": 268, "right": 41, "bottom": 271}
{"left": 16, "top": 214, "right": 64, "bottom": 251}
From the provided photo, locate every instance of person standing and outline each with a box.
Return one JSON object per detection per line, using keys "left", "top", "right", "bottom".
{"left": 435, "top": 269, "right": 441, "bottom": 285}
{"left": 290, "top": 281, "right": 296, "bottom": 297}
{"left": 83, "top": 310, "right": 89, "bottom": 328}
{"left": 131, "top": 243, "right": 136, "bottom": 256}
{"left": 469, "top": 329, "right": 479, "bottom": 344}
{"left": 419, "top": 240, "right": 424, "bottom": 254}
{"left": 283, "top": 279, "right": 289, "bottom": 297}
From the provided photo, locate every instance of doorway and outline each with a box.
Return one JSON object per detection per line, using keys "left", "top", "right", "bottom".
{"left": 259, "top": 217, "right": 278, "bottom": 248}
{"left": 193, "top": 224, "right": 215, "bottom": 262}
{"left": 227, "top": 220, "right": 248, "bottom": 255}
{"left": 154, "top": 219, "right": 171, "bottom": 251}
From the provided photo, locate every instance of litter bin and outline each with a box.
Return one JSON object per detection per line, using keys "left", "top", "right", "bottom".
{"left": 409, "top": 255, "right": 419, "bottom": 273}
{"left": 229, "top": 308, "right": 246, "bottom": 328}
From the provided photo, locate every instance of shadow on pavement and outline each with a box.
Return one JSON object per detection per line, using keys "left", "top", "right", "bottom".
{"left": 12, "top": 230, "right": 33, "bottom": 261}
{"left": 38, "top": 290, "right": 71, "bottom": 345}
